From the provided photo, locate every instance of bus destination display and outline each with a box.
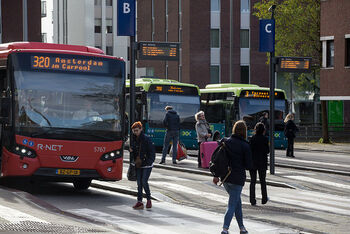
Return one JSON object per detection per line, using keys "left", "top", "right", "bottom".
{"left": 241, "top": 90, "right": 285, "bottom": 99}
{"left": 138, "top": 42, "right": 180, "bottom": 61}
{"left": 277, "top": 57, "right": 312, "bottom": 73}
{"left": 149, "top": 85, "right": 198, "bottom": 95}
{"left": 31, "top": 55, "right": 109, "bottom": 73}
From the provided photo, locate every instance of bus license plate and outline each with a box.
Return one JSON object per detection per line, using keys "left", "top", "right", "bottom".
{"left": 56, "top": 169, "right": 80, "bottom": 175}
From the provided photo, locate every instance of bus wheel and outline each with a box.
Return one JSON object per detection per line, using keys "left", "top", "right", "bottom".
{"left": 73, "top": 179, "right": 92, "bottom": 190}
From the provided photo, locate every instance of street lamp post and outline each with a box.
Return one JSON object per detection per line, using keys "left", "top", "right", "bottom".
{"left": 269, "top": 5, "right": 276, "bottom": 175}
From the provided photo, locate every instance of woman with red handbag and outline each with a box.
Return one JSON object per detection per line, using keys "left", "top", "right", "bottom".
{"left": 130, "top": 121, "right": 155, "bottom": 209}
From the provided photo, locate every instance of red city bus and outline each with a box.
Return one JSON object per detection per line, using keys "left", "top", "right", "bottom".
{"left": 0, "top": 42, "right": 125, "bottom": 189}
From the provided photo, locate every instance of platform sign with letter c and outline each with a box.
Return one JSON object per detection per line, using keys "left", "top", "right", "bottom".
{"left": 117, "top": 0, "right": 135, "bottom": 36}
{"left": 259, "top": 19, "right": 275, "bottom": 52}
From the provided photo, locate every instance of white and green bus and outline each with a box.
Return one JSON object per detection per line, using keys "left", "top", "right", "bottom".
{"left": 126, "top": 78, "right": 200, "bottom": 149}
{"left": 200, "top": 83, "right": 288, "bottom": 149}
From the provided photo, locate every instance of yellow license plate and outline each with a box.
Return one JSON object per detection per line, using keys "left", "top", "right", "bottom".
{"left": 56, "top": 169, "right": 80, "bottom": 175}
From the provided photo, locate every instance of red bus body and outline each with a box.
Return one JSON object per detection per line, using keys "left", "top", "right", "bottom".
{"left": 0, "top": 42, "right": 125, "bottom": 187}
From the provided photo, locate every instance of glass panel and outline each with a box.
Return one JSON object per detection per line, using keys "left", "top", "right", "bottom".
{"left": 240, "top": 29, "right": 249, "bottom": 48}
{"left": 211, "top": 0, "right": 220, "bottom": 11}
{"left": 240, "top": 66, "right": 249, "bottom": 84}
{"left": 241, "top": 0, "right": 250, "bottom": 12}
{"left": 147, "top": 93, "right": 200, "bottom": 129}
{"left": 210, "top": 29, "right": 220, "bottom": 48}
{"left": 210, "top": 66, "right": 220, "bottom": 83}
{"left": 327, "top": 40, "right": 334, "bottom": 67}
{"left": 346, "top": 39, "right": 350, "bottom": 66}
{"left": 14, "top": 71, "right": 123, "bottom": 139}
{"left": 239, "top": 98, "right": 286, "bottom": 129}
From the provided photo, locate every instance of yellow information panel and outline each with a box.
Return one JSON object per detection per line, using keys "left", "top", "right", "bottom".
{"left": 277, "top": 57, "right": 312, "bottom": 73}
{"left": 138, "top": 42, "right": 180, "bottom": 61}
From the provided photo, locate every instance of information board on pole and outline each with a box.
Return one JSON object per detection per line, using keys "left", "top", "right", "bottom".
{"left": 277, "top": 57, "right": 312, "bottom": 73}
{"left": 138, "top": 42, "right": 180, "bottom": 61}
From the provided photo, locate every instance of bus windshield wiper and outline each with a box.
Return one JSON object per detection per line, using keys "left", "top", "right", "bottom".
{"left": 28, "top": 98, "right": 52, "bottom": 127}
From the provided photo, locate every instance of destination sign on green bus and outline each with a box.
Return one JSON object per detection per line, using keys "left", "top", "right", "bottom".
{"left": 240, "top": 90, "right": 285, "bottom": 99}
{"left": 148, "top": 84, "right": 198, "bottom": 95}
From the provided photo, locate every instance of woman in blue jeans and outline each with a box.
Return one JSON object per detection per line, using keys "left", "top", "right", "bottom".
{"left": 213, "top": 120, "right": 253, "bottom": 234}
{"left": 130, "top": 121, "right": 155, "bottom": 209}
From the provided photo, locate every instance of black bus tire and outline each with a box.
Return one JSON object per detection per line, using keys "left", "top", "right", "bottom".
{"left": 73, "top": 178, "right": 92, "bottom": 190}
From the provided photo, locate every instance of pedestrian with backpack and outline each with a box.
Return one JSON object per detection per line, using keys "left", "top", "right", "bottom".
{"left": 160, "top": 106, "right": 180, "bottom": 164}
{"left": 249, "top": 122, "right": 269, "bottom": 206}
{"left": 213, "top": 120, "right": 253, "bottom": 234}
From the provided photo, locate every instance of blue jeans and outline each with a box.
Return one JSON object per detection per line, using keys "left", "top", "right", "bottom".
{"left": 223, "top": 182, "right": 244, "bottom": 230}
{"left": 136, "top": 167, "right": 152, "bottom": 201}
{"left": 161, "top": 130, "right": 179, "bottom": 162}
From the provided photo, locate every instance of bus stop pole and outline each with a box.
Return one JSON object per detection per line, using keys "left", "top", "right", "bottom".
{"left": 129, "top": 36, "right": 136, "bottom": 147}
{"left": 269, "top": 5, "right": 276, "bottom": 175}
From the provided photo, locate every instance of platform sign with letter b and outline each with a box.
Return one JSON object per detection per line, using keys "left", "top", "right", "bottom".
{"left": 259, "top": 19, "right": 275, "bottom": 52}
{"left": 117, "top": 0, "right": 135, "bottom": 36}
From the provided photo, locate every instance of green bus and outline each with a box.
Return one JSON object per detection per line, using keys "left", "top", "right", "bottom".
{"left": 200, "top": 83, "right": 288, "bottom": 149}
{"left": 126, "top": 78, "right": 200, "bottom": 150}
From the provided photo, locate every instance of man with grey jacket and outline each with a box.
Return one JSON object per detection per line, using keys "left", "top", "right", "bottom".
{"left": 160, "top": 106, "right": 180, "bottom": 164}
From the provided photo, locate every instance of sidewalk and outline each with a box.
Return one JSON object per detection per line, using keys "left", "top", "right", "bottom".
{"left": 294, "top": 142, "right": 350, "bottom": 154}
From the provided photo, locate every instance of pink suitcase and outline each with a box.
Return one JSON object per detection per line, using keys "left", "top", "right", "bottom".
{"left": 200, "top": 141, "right": 218, "bottom": 168}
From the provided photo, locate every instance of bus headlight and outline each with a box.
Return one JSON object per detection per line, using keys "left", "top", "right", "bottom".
{"left": 13, "top": 144, "right": 37, "bottom": 158}
{"left": 100, "top": 149, "right": 122, "bottom": 161}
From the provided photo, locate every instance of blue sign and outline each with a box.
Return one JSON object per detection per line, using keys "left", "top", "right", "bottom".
{"left": 259, "top": 19, "right": 275, "bottom": 52}
{"left": 117, "top": 0, "right": 136, "bottom": 36}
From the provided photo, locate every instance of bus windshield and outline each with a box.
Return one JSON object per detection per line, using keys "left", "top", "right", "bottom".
{"left": 14, "top": 70, "right": 123, "bottom": 140}
{"left": 147, "top": 93, "right": 200, "bottom": 129}
{"left": 239, "top": 98, "right": 285, "bottom": 129}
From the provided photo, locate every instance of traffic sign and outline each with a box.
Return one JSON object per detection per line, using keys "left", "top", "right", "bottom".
{"left": 277, "top": 57, "right": 312, "bottom": 73}
{"left": 117, "top": 0, "right": 135, "bottom": 36}
{"left": 259, "top": 19, "right": 275, "bottom": 52}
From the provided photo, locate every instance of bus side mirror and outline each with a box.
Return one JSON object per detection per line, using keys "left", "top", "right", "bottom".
{"left": 0, "top": 97, "right": 11, "bottom": 124}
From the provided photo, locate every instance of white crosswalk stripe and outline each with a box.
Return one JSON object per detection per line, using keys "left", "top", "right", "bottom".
{"left": 0, "top": 204, "right": 50, "bottom": 224}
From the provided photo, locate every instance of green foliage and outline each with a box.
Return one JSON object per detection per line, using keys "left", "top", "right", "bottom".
{"left": 254, "top": 0, "right": 321, "bottom": 64}
{"left": 253, "top": 0, "right": 321, "bottom": 93}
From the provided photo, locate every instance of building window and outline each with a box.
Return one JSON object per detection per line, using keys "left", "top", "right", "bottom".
{"left": 95, "top": 19, "right": 102, "bottom": 33}
{"left": 106, "top": 19, "right": 113, "bottom": 34}
{"left": 41, "top": 33, "right": 47, "bottom": 43}
{"left": 240, "top": 66, "right": 249, "bottom": 84}
{"left": 106, "top": 0, "right": 113, "bottom": 6}
{"left": 210, "top": 65, "right": 220, "bottom": 83}
{"left": 241, "top": 0, "right": 250, "bottom": 12}
{"left": 326, "top": 40, "right": 334, "bottom": 67}
{"left": 211, "top": 29, "right": 220, "bottom": 48}
{"left": 240, "top": 29, "right": 249, "bottom": 48}
{"left": 345, "top": 38, "right": 350, "bottom": 67}
{"left": 106, "top": 46, "right": 113, "bottom": 55}
{"left": 41, "top": 1, "right": 47, "bottom": 17}
{"left": 211, "top": 0, "right": 220, "bottom": 11}
{"left": 95, "top": 0, "right": 102, "bottom": 6}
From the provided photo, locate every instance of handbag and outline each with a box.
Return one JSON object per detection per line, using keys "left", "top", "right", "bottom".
{"left": 169, "top": 142, "right": 187, "bottom": 161}
{"left": 127, "top": 163, "right": 136, "bottom": 181}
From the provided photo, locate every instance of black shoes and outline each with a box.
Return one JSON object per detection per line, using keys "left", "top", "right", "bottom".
{"left": 172, "top": 161, "right": 177, "bottom": 164}
{"left": 262, "top": 197, "right": 269, "bottom": 205}
{"left": 159, "top": 161, "right": 165, "bottom": 164}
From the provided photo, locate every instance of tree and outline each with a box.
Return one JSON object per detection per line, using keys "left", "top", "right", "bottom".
{"left": 254, "top": 0, "right": 329, "bottom": 143}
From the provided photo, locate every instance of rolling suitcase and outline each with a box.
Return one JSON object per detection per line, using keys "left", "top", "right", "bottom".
{"left": 200, "top": 141, "right": 218, "bottom": 168}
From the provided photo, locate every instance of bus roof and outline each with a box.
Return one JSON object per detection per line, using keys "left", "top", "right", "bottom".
{"left": 0, "top": 42, "right": 122, "bottom": 60}
{"left": 126, "top": 77, "right": 200, "bottom": 93}
{"left": 201, "top": 83, "right": 286, "bottom": 98}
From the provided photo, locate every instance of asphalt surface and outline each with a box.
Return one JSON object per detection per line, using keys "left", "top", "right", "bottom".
{"left": 0, "top": 142, "right": 348, "bottom": 233}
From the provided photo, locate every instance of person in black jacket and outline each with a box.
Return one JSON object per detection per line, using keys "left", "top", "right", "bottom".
{"left": 130, "top": 121, "right": 155, "bottom": 210}
{"left": 249, "top": 122, "right": 270, "bottom": 206}
{"left": 213, "top": 120, "right": 253, "bottom": 234}
{"left": 284, "top": 113, "right": 298, "bottom": 158}
{"left": 259, "top": 112, "right": 269, "bottom": 136}
{"left": 160, "top": 106, "right": 180, "bottom": 164}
